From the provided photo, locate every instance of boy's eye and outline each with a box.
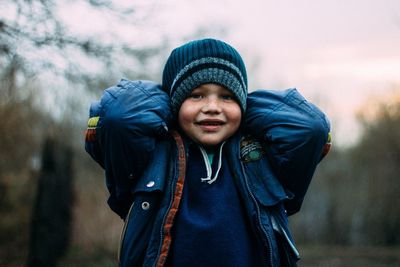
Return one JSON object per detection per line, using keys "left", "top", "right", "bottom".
{"left": 221, "top": 95, "right": 234, "bottom": 101}
{"left": 189, "top": 94, "right": 202, "bottom": 100}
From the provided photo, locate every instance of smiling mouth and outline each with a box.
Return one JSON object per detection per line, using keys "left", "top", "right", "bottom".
{"left": 196, "top": 121, "right": 225, "bottom": 126}
{"left": 195, "top": 120, "right": 225, "bottom": 132}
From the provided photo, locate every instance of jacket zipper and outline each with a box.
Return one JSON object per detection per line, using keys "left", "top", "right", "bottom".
{"left": 118, "top": 201, "right": 135, "bottom": 264}
{"left": 154, "top": 131, "right": 186, "bottom": 267}
{"left": 154, "top": 173, "right": 176, "bottom": 267}
{"left": 240, "top": 160, "right": 274, "bottom": 267}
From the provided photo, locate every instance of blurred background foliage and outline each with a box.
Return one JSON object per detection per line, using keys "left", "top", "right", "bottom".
{"left": 0, "top": 0, "right": 399, "bottom": 266}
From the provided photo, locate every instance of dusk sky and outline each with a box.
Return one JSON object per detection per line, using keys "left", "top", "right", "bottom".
{"left": 5, "top": 0, "right": 400, "bottom": 146}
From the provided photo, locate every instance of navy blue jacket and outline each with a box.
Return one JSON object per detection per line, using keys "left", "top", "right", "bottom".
{"left": 85, "top": 79, "right": 331, "bottom": 267}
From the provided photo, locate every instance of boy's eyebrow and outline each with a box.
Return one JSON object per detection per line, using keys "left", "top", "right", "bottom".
{"left": 223, "top": 90, "right": 234, "bottom": 95}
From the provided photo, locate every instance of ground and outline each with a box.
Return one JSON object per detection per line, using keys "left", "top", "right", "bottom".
{"left": 298, "top": 245, "right": 400, "bottom": 267}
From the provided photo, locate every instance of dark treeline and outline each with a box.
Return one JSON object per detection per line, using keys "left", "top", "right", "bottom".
{"left": 27, "top": 136, "right": 74, "bottom": 267}
{"left": 291, "top": 99, "right": 400, "bottom": 246}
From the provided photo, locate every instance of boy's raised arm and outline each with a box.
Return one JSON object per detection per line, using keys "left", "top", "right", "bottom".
{"left": 85, "top": 79, "right": 172, "bottom": 219}
{"left": 245, "top": 88, "right": 331, "bottom": 215}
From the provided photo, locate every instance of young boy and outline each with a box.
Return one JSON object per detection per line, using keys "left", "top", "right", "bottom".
{"left": 85, "top": 38, "right": 331, "bottom": 267}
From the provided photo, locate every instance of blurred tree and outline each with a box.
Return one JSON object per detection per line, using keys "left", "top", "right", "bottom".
{"left": 292, "top": 89, "right": 400, "bottom": 247}
{"left": 0, "top": 59, "right": 45, "bottom": 211}
{"left": 290, "top": 147, "right": 354, "bottom": 245}
{"left": 0, "top": 0, "right": 168, "bottom": 95}
{"left": 0, "top": 62, "right": 48, "bottom": 266}
{"left": 27, "top": 135, "right": 74, "bottom": 267}
{"left": 350, "top": 93, "right": 400, "bottom": 245}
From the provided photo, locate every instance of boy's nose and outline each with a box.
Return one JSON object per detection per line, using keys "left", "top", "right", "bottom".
{"left": 201, "top": 97, "right": 222, "bottom": 113}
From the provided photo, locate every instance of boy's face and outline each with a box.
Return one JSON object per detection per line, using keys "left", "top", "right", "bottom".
{"left": 178, "top": 83, "right": 242, "bottom": 148}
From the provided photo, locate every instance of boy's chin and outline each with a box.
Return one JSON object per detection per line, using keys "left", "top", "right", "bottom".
{"left": 195, "top": 137, "right": 228, "bottom": 149}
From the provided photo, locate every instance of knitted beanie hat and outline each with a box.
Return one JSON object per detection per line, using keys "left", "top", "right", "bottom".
{"left": 162, "top": 38, "right": 248, "bottom": 115}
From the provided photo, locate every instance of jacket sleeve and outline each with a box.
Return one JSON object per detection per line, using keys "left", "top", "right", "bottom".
{"left": 245, "top": 88, "right": 331, "bottom": 215}
{"left": 85, "top": 79, "right": 172, "bottom": 218}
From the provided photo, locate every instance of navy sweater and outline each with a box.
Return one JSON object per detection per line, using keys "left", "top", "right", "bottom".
{"left": 166, "top": 143, "right": 265, "bottom": 266}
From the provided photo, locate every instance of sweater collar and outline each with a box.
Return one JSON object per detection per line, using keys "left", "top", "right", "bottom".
{"left": 197, "top": 142, "right": 226, "bottom": 184}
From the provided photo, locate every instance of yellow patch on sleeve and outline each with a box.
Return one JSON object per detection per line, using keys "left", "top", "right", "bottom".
{"left": 322, "top": 132, "right": 332, "bottom": 157}
{"left": 327, "top": 132, "right": 332, "bottom": 144}
{"left": 85, "top": 116, "right": 100, "bottom": 142}
{"left": 87, "top": 116, "right": 100, "bottom": 128}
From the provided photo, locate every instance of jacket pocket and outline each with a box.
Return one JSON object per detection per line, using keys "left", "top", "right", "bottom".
{"left": 243, "top": 155, "right": 291, "bottom": 207}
